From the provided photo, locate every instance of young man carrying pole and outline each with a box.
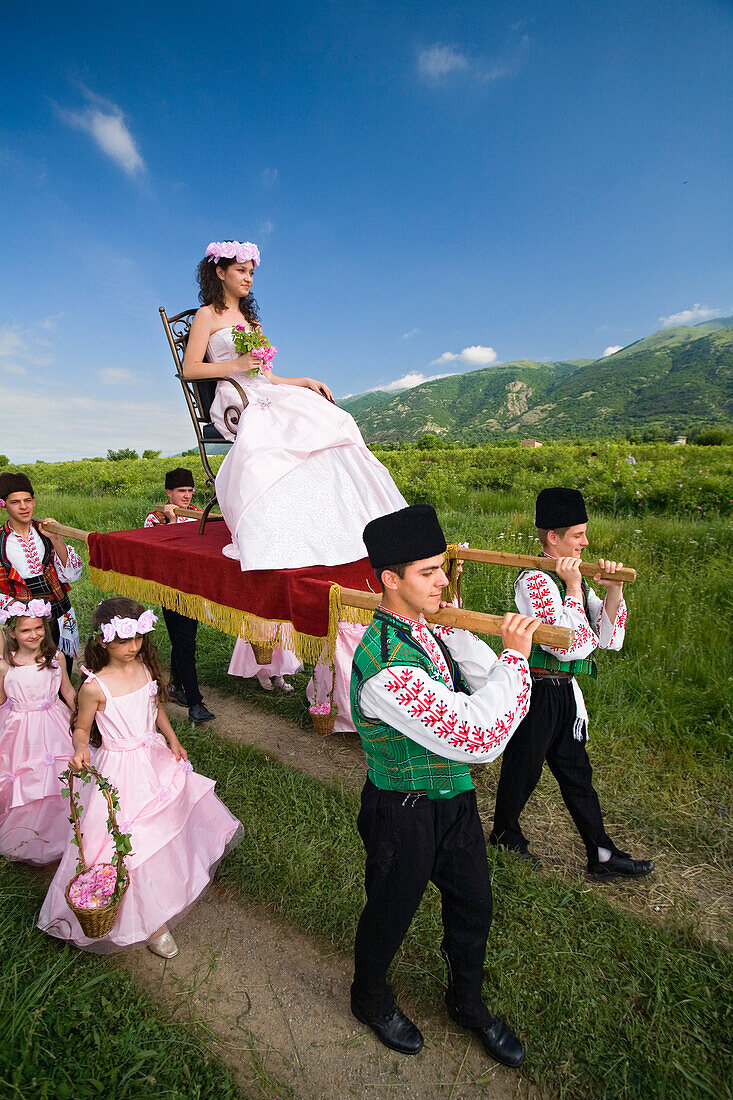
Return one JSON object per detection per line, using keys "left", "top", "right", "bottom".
{"left": 490, "top": 487, "right": 654, "bottom": 882}
{"left": 144, "top": 468, "right": 214, "bottom": 724}
{"left": 350, "top": 504, "right": 540, "bottom": 1068}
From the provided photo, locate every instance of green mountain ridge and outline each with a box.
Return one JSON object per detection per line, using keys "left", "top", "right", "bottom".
{"left": 340, "top": 320, "right": 733, "bottom": 442}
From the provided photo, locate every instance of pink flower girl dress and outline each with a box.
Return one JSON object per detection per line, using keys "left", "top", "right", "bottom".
{"left": 0, "top": 656, "right": 72, "bottom": 864}
{"left": 38, "top": 667, "right": 242, "bottom": 952}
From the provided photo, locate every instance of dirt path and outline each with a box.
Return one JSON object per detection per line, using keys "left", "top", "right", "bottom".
{"left": 180, "top": 686, "right": 732, "bottom": 947}
{"left": 120, "top": 885, "right": 534, "bottom": 1100}
{"left": 110, "top": 683, "right": 729, "bottom": 1100}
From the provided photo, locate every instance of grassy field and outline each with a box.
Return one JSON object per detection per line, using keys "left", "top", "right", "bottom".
{"left": 0, "top": 863, "right": 242, "bottom": 1100}
{"left": 2, "top": 446, "right": 732, "bottom": 1099}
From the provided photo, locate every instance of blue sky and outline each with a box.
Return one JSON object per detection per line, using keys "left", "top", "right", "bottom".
{"left": 1, "top": 0, "right": 731, "bottom": 461}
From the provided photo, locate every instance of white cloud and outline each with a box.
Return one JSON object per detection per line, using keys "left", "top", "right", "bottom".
{"left": 379, "top": 371, "right": 447, "bottom": 392}
{"left": 0, "top": 383, "right": 191, "bottom": 462}
{"left": 430, "top": 345, "right": 498, "bottom": 367}
{"left": 259, "top": 219, "right": 274, "bottom": 237}
{"left": 98, "top": 367, "right": 136, "bottom": 385}
{"left": 0, "top": 323, "right": 54, "bottom": 374}
{"left": 55, "top": 91, "right": 144, "bottom": 177}
{"left": 659, "top": 303, "right": 720, "bottom": 327}
{"left": 418, "top": 45, "right": 469, "bottom": 79}
{"left": 401, "top": 328, "right": 420, "bottom": 340}
{"left": 602, "top": 345, "right": 623, "bottom": 357}
{"left": 261, "top": 168, "right": 278, "bottom": 187}
{"left": 418, "top": 37, "right": 529, "bottom": 83}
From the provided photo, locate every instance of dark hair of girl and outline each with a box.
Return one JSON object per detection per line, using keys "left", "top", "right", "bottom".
{"left": 2, "top": 616, "right": 56, "bottom": 669}
{"left": 73, "top": 598, "right": 169, "bottom": 745}
{"left": 197, "top": 248, "right": 261, "bottom": 325}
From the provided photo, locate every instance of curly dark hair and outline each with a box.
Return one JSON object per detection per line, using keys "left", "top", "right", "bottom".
{"left": 75, "top": 598, "right": 169, "bottom": 744}
{"left": 2, "top": 616, "right": 56, "bottom": 669}
{"left": 197, "top": 248, "right": 260, "bottom": 325}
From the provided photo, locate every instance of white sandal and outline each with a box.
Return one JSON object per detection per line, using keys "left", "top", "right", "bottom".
{"left": 273, "top": 676, "right": 294, "bottom": 693}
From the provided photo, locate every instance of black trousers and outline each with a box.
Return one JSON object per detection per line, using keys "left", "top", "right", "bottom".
{"left": 492, "top": 678, "right": 615, "bottom": 861}
{"left": 162, "top": 608, "right": 202, "bottom": 707}
{"left": 352, "top": 779, "right": 493, "bottom": 1026}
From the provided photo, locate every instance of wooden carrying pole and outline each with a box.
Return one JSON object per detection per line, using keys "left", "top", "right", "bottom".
{"left": 339, "top": 587, "right": 574, "bottom": 650}
{"left": 39, "top": 524, "right": 574, "bottom": 647}
{"left": 174, "top": 506, "right": 223, "bottom": 521}
{"left": 40, "top": 519, "right": 90, "bottom": 544}
{"left": 455, "top": 547, "right": 637, "bottom": 584}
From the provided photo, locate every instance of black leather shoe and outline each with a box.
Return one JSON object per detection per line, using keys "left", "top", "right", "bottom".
{"left": 489, "top": 833, "right": 542, "bottom": 870}
{"left": 170, "top": 685, "right": 188, "bottom": 707}
{"left": 188, "top": 702, "right": 215, "bottom": 724}
{"left": 588, "top": 851, "right": 654, "bottom": 882}
{"left": 446, "top": 999, "right": 525, "bottom": 1068}
{"left": 351, "top": 1002, "right": 424, "bottom": 1055}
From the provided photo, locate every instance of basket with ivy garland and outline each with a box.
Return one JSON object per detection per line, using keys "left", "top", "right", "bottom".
{"left": 61, "top": 763, "right": 132, "bottom": 939}
{"left": 309, "top": 663, "right": 338, "bottom": 736}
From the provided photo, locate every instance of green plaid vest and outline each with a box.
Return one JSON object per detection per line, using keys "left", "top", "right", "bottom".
{"left": 524, "top": 570, "right": 597, "bottom": 679}
{"left": 350, "top": 607, "right": 474, "bottom": 798}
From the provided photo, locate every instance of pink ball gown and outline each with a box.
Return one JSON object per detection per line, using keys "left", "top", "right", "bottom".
{"left": 0, "top": 658, "right": 73, "bottom": 864}
{"left": 207, "top": 327, "right": 407, "bottom": 571}
{"left": 38, "top": 666, "right": 242, "bottom": 953}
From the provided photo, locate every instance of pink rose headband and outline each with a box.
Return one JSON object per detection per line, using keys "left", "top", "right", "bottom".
{"left": 97, "top": 610, "right": 157, "bottom": 643}
{"left": 205, "top": 241, "right": 261, "bottom": 266}
{"left": 0, "top": 599, "right": 52, "bottom": 623}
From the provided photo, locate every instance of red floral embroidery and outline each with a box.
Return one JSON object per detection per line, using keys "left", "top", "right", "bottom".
{"left": 14, "top": 531, "right": 43, "bottom": 574}
{"left": 411, "top": 623, "right": 452, "bottom": 687}
{"left": 608, "top": 602, "right": 627, "bottom": 645}
{"left": 383, "top": 663, "right": 530, "bottom": 755}
{"left": 525, "top": 573, "right": 555, "bottom": 619}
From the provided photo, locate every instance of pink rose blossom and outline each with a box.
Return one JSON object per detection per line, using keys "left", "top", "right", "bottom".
{"left": 309, "top": 702, "right": 332, "bottom": 715}
{"left": 27, "top": 599, "right": 52, "bottom": 618}
{"left": 137, "top": 609, "right": 157, "bottom": 633}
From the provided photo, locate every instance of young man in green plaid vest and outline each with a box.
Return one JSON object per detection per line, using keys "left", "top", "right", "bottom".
{"left": 490, "top": 487, "right": 654, "bottom": 883}
{"left": 350, "top": 504, "right": 540, "bottom": 1068}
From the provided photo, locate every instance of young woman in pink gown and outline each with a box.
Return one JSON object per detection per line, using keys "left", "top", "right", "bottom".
{"left": 0, "top": 600, "right": 75, "bottom": 864}
{"left": 38, "top": 598, "right": 242, "bottom": 957}
{"left": 182, "top": 240, "right": 406, "bottom": 572}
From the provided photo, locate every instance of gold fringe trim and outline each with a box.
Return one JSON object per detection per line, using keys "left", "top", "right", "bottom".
{"left": 443, "top": 544, "right": 460, "bottom": 602}
{"left": 89, "top": 566, "right": 334, "bottom": 665}
{"left": 327, "top": 584, "right": 373, "bottom": 660}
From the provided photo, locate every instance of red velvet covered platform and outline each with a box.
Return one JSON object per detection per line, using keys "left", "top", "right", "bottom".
{"left": 88, "top": 521, "right": 375, "bottom": 661}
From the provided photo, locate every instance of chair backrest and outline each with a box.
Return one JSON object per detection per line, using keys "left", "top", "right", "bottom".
{"left": 159, "top": 306, "right": 232, "bottom": 488}
{"left": 159, "top": 306, "right": 221, "bottom": 423}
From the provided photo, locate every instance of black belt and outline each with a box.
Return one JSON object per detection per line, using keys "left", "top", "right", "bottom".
{"left": 530, "top": 669, "right": 574, "bottom": 684}
{"left": 23, "top": 575, "right": 71, "bottom": 618}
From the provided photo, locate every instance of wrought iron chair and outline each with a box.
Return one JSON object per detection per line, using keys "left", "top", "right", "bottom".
{"left": 159, "top": 306, "right": 248, "bottom": 535}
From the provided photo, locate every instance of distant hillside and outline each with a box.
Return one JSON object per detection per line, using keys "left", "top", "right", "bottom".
{"left": 341, "top": 319, "right": 733, "bottom": 442}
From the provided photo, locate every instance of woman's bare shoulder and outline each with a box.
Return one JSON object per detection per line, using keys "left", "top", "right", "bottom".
{"left": 193, "top": 304, "right": 218, "bottom": 329}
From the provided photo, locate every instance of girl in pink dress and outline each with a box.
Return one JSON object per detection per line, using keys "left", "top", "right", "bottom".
{"left": 0, "top": 599, "right": 75, "bottom": 864}
{"left": 38, "top": 598, "right": 242, "bottom": 958}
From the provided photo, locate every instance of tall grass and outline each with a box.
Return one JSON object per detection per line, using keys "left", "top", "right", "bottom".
{"left": 0, "top": 863, "right": 241, "bottom": 1100}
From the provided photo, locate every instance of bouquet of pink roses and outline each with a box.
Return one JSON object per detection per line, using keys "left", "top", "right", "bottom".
{"left": 231, "top": 325, "right": 277, "bottom": 376}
